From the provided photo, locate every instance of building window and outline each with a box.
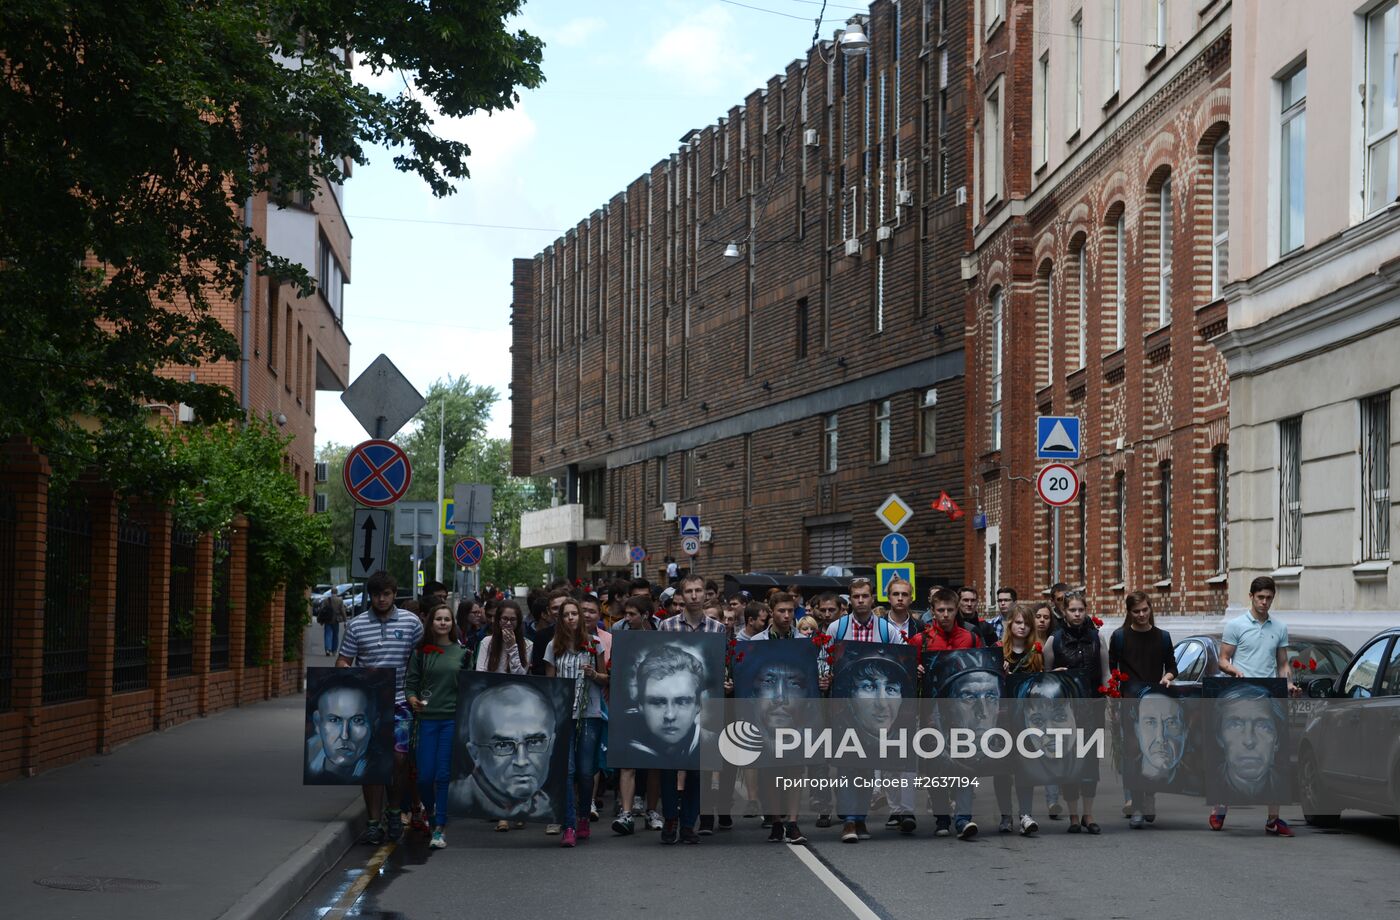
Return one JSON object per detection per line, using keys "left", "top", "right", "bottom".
{"left": 1110, "top": 0, "right": 1122, "bottom": 96}
{"left": 1074, "top": 241, "right": 1087, "bottom": 368}
{"left": 265, "top": 286, "right": 279, "bottom": 371}
{"left": 808, "top": 522, "right": 853, "bottom": 571}
{"left": 1114, "top": 212, "right": 1126, "bottom": 349}
{"left": 657, "top": 456, "right": 667, "bottom": 506}
{"left": 683, "top": 449, "right": 699, "bottom": 500}
{"left": 1152, "top": 0, "right": 1167, "bottom": 51}
{"left": 1211, "top": 133, "right": 1230, "bottom": 299}
{"left": 1214, "top": 445, "right": 1229, "bottom": 575}
{"left": 1278, "top": 416, "right": 1303, "bottom": 566}
{"left": 1280, "top": 62, "right": 1307, "bottom": 255}
{"left": 919, "top": 388, "right": 938, "bottom": 455}
{"left": 1158, "top": 176, "right": 1173, "bottom": 326}
{"left": 1036, "top": 52, "right": 1050, "bottom": 167}
{"left": 984, "top": 85, "right": 1002, "bottom": 204}
{"left": 1115, "top": 472, "right": 1127, "bottom": 584}
{"left": 1361, "top": 393, "right": 1391, "bottom": 561}
{"left": 1159, "top": 462, "right": 1172, "bottom": 581}
{"left": 1071, "top": 12, "right": 1084, "bottom": 133}
{"left": 1077, "top": 488, "right": 1088, "bottom": 586}
{"left": 986, "top": 0, "right": 1005, "bottom": 32}
{"left": 873, "top": 399, "right": 891, "bottom": 464}
{"left": 990, "top": 289, "right": 1004, "bottom": 451}
{"left": 824, "top": 413, "right": 839, "bottom": 474}
{"left": 1365, "top": 2, "right": 1398, "bottom": 216}
{"left": 796, "top": 297, "right": 809, "bottom": 359}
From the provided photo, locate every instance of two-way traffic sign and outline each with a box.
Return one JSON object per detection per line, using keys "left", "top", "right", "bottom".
{"left": 351, "top": 508, "right": 390, "bottom": 578}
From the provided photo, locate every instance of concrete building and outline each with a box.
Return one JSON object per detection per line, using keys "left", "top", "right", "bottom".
{"left": 1215, "top": 0, "right": 1399, "bottom": 617}
{"left": 511, "top": 0, "right": 972, "bottom": 589}
{"left": 964, "top": 0, "right": 1233, "bottom": 612}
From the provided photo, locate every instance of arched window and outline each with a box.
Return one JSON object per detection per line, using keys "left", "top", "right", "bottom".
{"left": 1036, "top": 259, "right": 1055, "bottom": 389}
{"left": 989, "top": 287, "right": 1004, "bottom": 451}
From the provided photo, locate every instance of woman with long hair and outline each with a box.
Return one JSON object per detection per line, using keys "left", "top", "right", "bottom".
{"left": 1043, "top": 591, "right": 1111, "bottom": 834}
{"left": 545, "top": 597, "right": 609, "bottom": 848}
{"left": 476, "top": 600, "right": 531, "bottom": 675}
{"left": 404, "top": 602, "right": 470, "bottom": 849}
{"left": 1027, "top": 599, "right": 1063, "bottom": 820}
{"left": 995, "top": 603, "right": 1044, "bottom": 835}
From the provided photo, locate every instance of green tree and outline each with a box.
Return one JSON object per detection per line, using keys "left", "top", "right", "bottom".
{"left": 0, "top": 0, "right": 544, "bottom": 491}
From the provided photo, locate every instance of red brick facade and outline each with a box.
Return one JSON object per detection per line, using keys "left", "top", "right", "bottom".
{"left": 964, "top": 3, "right": 1232, "bottom": 614}
{"left": 512, "top": 0, "right": 975, "bottom": 589}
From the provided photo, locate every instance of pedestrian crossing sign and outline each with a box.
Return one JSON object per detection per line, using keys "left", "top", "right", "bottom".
{"left": 876, "top": 563, "right": 916, "bottom": 603}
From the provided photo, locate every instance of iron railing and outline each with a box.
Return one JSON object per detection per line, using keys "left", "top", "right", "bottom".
{"left": 113, "top": 514, "right": 151, "bottom": 692}
{"left": 283, "top": 585, "right": 306, "bottom": 662}
{"left": 244, "top": 571, "right": 261, "bottom": 667}
{"left": 43, "top": 497, "right": 92, "bottom": 704}
{"left": 167, "top": 525, "right": 197, "bottom": 678}
{"left": 0, "top": 489, "right": 16, "bottom": 712}
{"left": 209, "top": 536, "right": 231, "bottom": 671}
{"left": 1361, "top": 393, "right": 1390, "bottom": 562}
{"left": 1279, "top": 416, "right": 1303, "bottom": 567}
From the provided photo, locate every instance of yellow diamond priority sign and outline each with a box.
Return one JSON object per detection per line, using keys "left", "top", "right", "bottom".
{"left": 875, "top": 493, "right": 914, "bottom": 533}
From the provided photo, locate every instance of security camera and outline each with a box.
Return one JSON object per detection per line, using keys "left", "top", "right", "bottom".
{"left": 275, "top": 412, "right": 288, "bottom": 426}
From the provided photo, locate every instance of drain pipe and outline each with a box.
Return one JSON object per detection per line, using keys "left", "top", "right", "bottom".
{"left": 239, "top": 162, "right": 255, "bottom": 422}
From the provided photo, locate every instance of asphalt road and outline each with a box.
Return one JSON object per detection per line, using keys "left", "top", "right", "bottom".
{"left": 284, "top": 785, "right": 1400, "bottom": 920}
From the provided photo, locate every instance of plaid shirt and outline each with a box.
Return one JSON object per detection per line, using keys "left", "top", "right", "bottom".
{"left": 847, "top": 614, "right": 878, "bottom": 643}
{"left": 657, "top": 612, "right": 728, "bottom": 634}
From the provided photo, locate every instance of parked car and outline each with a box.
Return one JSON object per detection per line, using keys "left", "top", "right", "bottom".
{"left": 1297, "top": 626, "right": 1400, "bottom": 828}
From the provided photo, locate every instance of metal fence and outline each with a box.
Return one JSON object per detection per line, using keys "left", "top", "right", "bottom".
{"left": 167, "top": 525, "right": 197, "bottom": 678}
{"left": 0, "top": 489, "right": 16, "bottom": 712}
{"left": 282, "top": 585, "right": 306, "bottom": 662}
{"left": 43, "top": 497, "right": 92, "bottom": 705}
{"left": 244, "top": 570, "right": 261, "bottom": 667}
{"left": 113, "top": 514, "right": 151, "bottom": 692}
{"left": 209, "top": 535, "right": 231, "bottom": 672}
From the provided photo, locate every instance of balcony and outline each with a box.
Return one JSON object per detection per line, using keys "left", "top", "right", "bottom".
{"left": 264, "top": 204, "right": 317, "bottom": 278}
{"left": 519, "top": 504, "right": 607, "bottom": 548}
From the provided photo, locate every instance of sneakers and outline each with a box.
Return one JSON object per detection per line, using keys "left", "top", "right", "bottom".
{"left": 698, "top": 815, "right": 715, "bottom": 836}
{"left": 841, "top": 821, "right": 859, "bottom": 843}
{"left": 358, "top": 821, "right": 386, "bottom": 846}
{"left": 815, "top": 814, "right": 832, "bottom": 828}
{"left": 680, "top": 827, "right": 700, "bottom": 845}
{"left": 934, "top": 821, "right": 952, "bottom": 838}
{"left": 632, "top": 795, "right": 646, "bottom": 816}
{"left": 589, "top": 800, "right": 601, "bottom": 822}
{"left": 854, "top": 821, "right": 872, "bottom": 840}
{"left": 885, "top": 814, "right": 902, "bottom": 828}
{"left": 646, "top": 810, "right": 664, "bottom": 831}
{"left": 898, "top": 814, "right": 917, "bottom": 834}
{"left": 1265, "top": 818, "right": 1295, "bottom": 837}
{"left": 1122, "top": 801, "right": 1135, "bottom": 818}
{"left": 1129, "top": 812, "right": 1145, "bottom": 829}
{"left": 577, "top": 817, "right": 591, "bottom": 840}
{"left": 1020, "top": 815, "right": 1039, "bottom": 836}
{"left": 1145, "top": 814, "right": 1157, "bottom": 825}
{"left": 768, "top": 822, "right": 786, "bottom": 842}
{"left": 718, "top": 815, "right": 734, "bottom": 830}
{"left": 956, "top": 819, "right": 978, "bottom": 840}
{"left": 409, "top": 808, "right": 430, "bottom": 835}
{"left": 611, "top": 813, "right": 635, "bottom": 836}
{"left": 660, "top": 819, "right": 679, "bottom": 845}
{"left": 429, "top": 829, "right": 447, "bottom": 849}
{"left": 1047, "top": 800, "right": 1064, "bottom": 819}
{"left": 561, "top": 828, "right": 577, "bottom": 848}
{"left": 784, "top": 822, "right": 808, "bottom": 845}
{"left": 761, "top": 814, "right": 775, "bottom": 828}
{"left": 545, "top": 823, "right": 562, "bottom": 835}
{"left": 385, "top": 811, "right": 404, "bottom": 842}
{"left": 495, "top": 820, "right": 510, "bottom": 832}
{"left": 998, "top": 815, "right": 1013, "bottom": 834}
{"left": 1209, "top": 809, "right": 1227, "bottom": 831}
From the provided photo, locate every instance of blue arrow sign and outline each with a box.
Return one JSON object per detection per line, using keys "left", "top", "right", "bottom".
{"left": 1036, "top": 416, "right": 1081, "bottom": 460}
{"left": 454, "top": 536, "right": 483, "bottom": 568}
{"left": 880, "top": 532, "right": 910, "bottom": 564}
{"left": 678, "top": 515, "right": 701, "bottom": 536}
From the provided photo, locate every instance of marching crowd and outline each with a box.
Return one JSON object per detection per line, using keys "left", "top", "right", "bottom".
{"left": 330, "top": 568, "right": 1299, "bottom": 849}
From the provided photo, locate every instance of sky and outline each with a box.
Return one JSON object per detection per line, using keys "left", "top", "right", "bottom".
{"left": 312, "top": 0, "right": 870, "bottom": 451}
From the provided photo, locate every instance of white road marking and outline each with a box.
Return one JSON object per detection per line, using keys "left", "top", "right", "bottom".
{"left": 786, "top": 843, "right": 883, "bottom": 920}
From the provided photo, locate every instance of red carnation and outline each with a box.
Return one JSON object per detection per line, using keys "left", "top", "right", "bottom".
{"left": 728, "top": 639, "right": 738, "bottom": 648}
{"left": 1096, "top": 686, "right": 1108, "bottom": 696}
{"left": 1091, "top": 616, "right": 1104, "bottom": 627}
{"left": 1308, "top": 658, "right": 1317, "bottom": 671}
{"left": 1033, "top": 642, "right": 1043, "bottom": 653}
{"left": 422, "top": 644, "right": 443, "bottom": 655}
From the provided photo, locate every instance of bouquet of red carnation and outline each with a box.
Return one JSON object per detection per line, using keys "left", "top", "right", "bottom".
{"left": 422, "top": 644, "right": 444, "bottom": 655}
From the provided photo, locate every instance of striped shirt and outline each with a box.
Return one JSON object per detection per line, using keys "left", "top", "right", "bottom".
{"left": 658, "top": 613, "right": 729, "bottom": 634}
{"left": 339, "top": 609, "right": 424, "bottom": 703}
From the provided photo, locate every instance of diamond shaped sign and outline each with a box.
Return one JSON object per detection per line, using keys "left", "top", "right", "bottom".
{"left": 340, "top": 353, "right": 426, "bottom": 440}
{"left": 875, "top": 493, "right": 914, "bottom": 532}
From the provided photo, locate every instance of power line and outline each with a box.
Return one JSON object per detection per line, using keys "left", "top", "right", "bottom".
{"left": 717, "top": 0, "right": 814, "bottom": 22}
{"left": 347, "top": 214, "right": 564, "bottom": 232}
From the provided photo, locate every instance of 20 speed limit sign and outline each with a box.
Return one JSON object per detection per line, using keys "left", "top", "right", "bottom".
{"left": 1037, "top": 463, "right": 1081, "bottom": 506}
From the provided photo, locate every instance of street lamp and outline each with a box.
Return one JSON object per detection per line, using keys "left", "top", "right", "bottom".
{"left": 723, "top": 241, "right": 742, "bottom": 262}
{"left": 839, "top": 18, "right": 870, "bottom": 56}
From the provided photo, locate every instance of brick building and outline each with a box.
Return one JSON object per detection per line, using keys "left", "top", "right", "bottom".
{"left": 964, "top": 0, "right": 1233, "bottom": 613}
{"left": 512, "top": 0, "right": 973, "bottom": 591}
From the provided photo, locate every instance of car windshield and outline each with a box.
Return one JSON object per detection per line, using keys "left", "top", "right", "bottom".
{"left": 1287, "top": 640, "right": 1351, "bottom": 674}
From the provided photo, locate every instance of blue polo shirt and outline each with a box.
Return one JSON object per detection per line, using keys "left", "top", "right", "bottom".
{"left": 1221, "top": 612, "right": 1288, "bottom": 679}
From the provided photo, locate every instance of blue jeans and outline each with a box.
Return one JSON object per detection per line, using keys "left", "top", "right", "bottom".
{"left": 836, "top": 772, "right": 869, "bottom": 822}
{"left": 935, "top": 787, "right": 975, "bottom": 828}
{"left": 414, "top": 718, "right": 454, "bottom": 828}
{"left": 661, "top": 769, "right": 701, "bottom": 829}
{"left": 323, "top": 622, "right": 339, "bottom": 653}
{"left": 564, "top": 717, "right": 605, "bottom": 830}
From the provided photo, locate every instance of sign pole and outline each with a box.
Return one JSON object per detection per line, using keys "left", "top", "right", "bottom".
{"left": 434, "top": 402, "right": 445, "bottom": 585}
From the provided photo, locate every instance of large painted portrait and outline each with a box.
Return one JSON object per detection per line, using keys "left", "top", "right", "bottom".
{"left": 1203, "top": 678, "right": 1292, "bottom": 805}
{"left": 609, "top": 631, "right": 726, "bottom": 770}
{"left": 1006, "top": 669, "right": 1099, "bottom": 786}
{"left": 304, "top": 667, "right": 395, "bottom": 785}
{"left": 448, "top": 672, "right": 576, "bottom": 823}
{"left": 1120, "top": 681, "right": 1203, "bottom": 797}
{"left": 924, "top": 648, "right": 1009, "bottom": 776}
{"left": 726, "top": 638, "right": 822, "bottom": 766}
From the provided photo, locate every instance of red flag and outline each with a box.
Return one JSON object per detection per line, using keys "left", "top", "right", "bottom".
{"left": 932, "top": 491, "right": 965, "bottom": 521}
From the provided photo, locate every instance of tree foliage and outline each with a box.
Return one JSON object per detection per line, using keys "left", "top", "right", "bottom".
{"left": 0, "top": 0, "right": 544, "bottom": 490}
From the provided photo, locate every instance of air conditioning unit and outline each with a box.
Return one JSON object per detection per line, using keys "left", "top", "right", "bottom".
{"left": 897, "top": 188, "right": 914, "bottom": 207}
{"left": 876, "top": 225, "right": 893, "bottom": 242}
{"left": 803, "top": 128, "right": 820, "bottom": 147}
{"left": 955, "top": 186, "right": 968, "bottom": 206}
{"left": 662, "top": 501, "right": 677, "bottom": 521}
{"left": 176, "top": 403, "right": 195, "bottom": 424}
{"left": 313, "top": 493, "right": 328, "bottom": 513}
{"left": 314, "top": 461, "right": 329, "bottom": 483}
{"left": 844, "top": 237, "right": 861, "bottom": 257}
{"left": 699, "top": 526, "right": 713, "bottom": 543}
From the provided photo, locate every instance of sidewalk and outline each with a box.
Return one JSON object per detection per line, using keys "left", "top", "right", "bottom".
{"left": 0, "top": 642, "right": 362, "bottom": 920}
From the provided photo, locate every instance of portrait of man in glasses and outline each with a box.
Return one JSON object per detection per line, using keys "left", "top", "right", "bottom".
{"left": 450, "top": 678, "right": 569, "bottom": 821}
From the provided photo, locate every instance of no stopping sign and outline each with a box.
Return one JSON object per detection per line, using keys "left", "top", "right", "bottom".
{"left": 1036, "top": 463, "right": 1081, "bottom": 506}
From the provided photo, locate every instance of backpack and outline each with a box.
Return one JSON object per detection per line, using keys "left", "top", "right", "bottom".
{"left": 834, "top": 614, "right": 894, "bottom": 643}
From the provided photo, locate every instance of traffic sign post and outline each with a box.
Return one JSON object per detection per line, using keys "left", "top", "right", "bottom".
{"left": 875, "top": 562, "right": 916, "bottom": 602}
{"left": 340, "top": 353, "right": 426, "bottom": 440}
{"left": 454, "top": 536, "right": 484, "bottom": 568}
{"left": 875, "top": 494, "right": 914, "bottom": 532}
{"left": 351, "top": 508, "right": 390, "bottom": 579}
{"left": 1037, "top": 463, "right": 1081, "bottom": 506}
{"left": 629, "top": 545, "right": 647, "bottom": 564}
{"left": 880, "top": 532, "right": 910, "bottom": 563}
{"left": 452, "top": 483, "right": 494, "bottom": 539}
{"left": 344, "top": 440, "right": 413, "bottom": 507}
{"left": 681, "top": 535, "right": 700, "bottom": 557}
{"left": 678, "top": 515, "right": 701, "bottom": 537}
{"left": 1036, "top": 416, "right": 1082, "bottom": 460}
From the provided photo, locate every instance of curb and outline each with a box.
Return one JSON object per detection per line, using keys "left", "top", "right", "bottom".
{"left": 214, "top": 796, "right": 366, "bottom": 920}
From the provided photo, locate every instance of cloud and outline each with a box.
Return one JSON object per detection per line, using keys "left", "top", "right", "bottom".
{"left": 644, "top": 6, "right": 752, "bottom": 93}
{"left": 547, "top": 17, "right": 606, "bottom": 48}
